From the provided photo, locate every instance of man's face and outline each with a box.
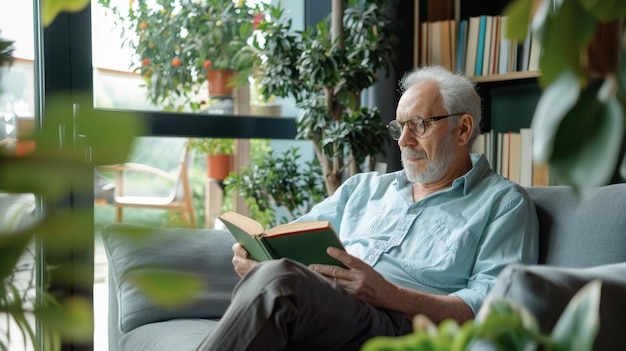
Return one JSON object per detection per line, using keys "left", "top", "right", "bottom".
{"left": 395, "top": 81, "right": 459, "bottom": 184}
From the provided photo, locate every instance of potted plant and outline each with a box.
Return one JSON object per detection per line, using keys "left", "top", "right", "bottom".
{"left": 224, "top": 147, "right": 326, "bottom": 227}
{"left": 189, "top": 137, "right": 235, "bottom": 181}
{"left": 98, "top": 0, "right": 264, "bottom": 111}
{"left": 240, "top": 0, "right": 397, "bottom": 195}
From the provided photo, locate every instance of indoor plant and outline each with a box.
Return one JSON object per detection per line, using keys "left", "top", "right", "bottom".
{"left": 98, "top": 0, "right": 263, "bottom": 111}
{"left": 242, "top": 0, "right": 396, "bottom": 194}
{"left": 362, "top": 280, "right": 601, "bottom": 351}
{"left": 224, "top": 147, "right": 326, "bottom": 227}
{"left": 503, "top": 0, "right": 626, "bottom": 191}
{"left": 189, "top": 137, "right": 235, "bottom": 181}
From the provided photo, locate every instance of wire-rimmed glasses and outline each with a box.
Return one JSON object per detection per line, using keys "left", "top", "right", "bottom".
{"left": 386, "top": 113, "right": 463, "bottom": 140}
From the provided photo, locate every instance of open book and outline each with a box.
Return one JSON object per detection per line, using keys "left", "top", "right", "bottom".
{"left": 218, "top": 211, "right": 346, "bottom": 267}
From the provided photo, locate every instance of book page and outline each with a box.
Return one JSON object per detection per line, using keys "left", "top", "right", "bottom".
{"left": 219, "top": 211, "right": 264, "bottom": 236}
{"left": 264, "top": 221, "right": 333, "bottom": 237}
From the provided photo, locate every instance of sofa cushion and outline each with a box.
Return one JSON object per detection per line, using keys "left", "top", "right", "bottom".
{"left": 487, "top": 262, "right": 626, "bottom": 351}
{"left": 102, "top": 223, "right": 239, "bottom": 333}
{"left": 119, "top": 319, "right": 218, "bottom": 350}
{"left": 525, "top": 184, "right": 626, "bottom": 266}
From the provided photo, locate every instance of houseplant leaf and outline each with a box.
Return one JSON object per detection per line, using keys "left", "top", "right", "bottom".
{"left": 578, "top": 0, "right": 626, "bottom": 21}
{"left": 531, "top": 71, "right": 580, "bottom": 163}
{"left": 549, "top": 280, "right": 602, "bottom": 351}
{"left": 127, "top": 269, "right": 206, "bottom": 309}
{"left": 42, "top": 0, "right": 91, "bottom": 27}
{"left": 549, "top": 81, "right": 624, "bottom": 189}
{"left": 502, "top": 0, "right": 533, "bottom": 41}
{"left": 537, "top": 0, "right": 596, "bottom": 87}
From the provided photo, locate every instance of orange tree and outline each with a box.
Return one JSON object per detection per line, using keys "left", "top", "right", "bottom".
{"left": 99, "top": 0, "right": 264, "bottom": 111}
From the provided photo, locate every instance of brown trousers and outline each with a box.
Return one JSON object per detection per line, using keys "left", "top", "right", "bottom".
{"left": 195, "top": 259, "right": 412, "bottom": 351}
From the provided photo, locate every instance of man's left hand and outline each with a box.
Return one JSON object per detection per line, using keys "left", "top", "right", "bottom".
{"left": 309, "top": 247, "right": 398, "bottom": 308}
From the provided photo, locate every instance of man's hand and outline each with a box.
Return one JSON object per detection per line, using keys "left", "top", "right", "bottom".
{"left": 309, "top": 247, "right": 399, "bottom": 309}
{"left": 232, "top": 243, "right": 259, "bottom": 277}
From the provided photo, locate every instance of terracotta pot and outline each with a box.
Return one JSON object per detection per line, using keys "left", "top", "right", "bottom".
{"left": 206, "top": 154, "right": 234, "bottom": 180}
{"left": 207, "top": 69, "right": 236, "bottom": 98}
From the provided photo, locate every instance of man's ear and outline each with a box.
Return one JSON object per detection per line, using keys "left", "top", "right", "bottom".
{"left": 456, "top": 113, "right": 474, "bottom": 146}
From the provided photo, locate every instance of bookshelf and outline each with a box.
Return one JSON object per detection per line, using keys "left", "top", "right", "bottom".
{"left": 413, "top": 0, "right": 550, "bottom": 186}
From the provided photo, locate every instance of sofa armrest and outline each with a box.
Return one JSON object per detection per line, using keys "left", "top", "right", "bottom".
{"left": 102, "top": 224, "right": 240, "bottom": 350}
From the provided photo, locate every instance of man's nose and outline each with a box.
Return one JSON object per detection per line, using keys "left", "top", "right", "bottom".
{"left": 398, "top": 125, "right": 417, "bottom": 147}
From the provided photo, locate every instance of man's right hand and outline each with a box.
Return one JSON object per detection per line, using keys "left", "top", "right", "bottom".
{"left": 232, "top": 243, "right": 259, "bottom": 277}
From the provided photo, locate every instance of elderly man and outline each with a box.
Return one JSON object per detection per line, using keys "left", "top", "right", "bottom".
{"left": 196, "top": 65, "right": 539, "bottom": 351}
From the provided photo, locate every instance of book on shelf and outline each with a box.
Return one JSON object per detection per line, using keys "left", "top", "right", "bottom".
{"left": 490, "top": 16, "right": 501, "bottom": 75}
{"left": 528, "top": 33, "right": 542, "bottom": 71}
{"left": 481, "top": 16, "right": 493, "bottom": 76}
{"left": 519, "top": 128, "right": 533, "bottom": 187}
{"left": 450, "top": 19, "right": 457, "bottom": 72}
{"left": 420, "top": 21, "right": 429, "bottom": 66}
{"left": 475, "top": 15, "right": 487, "bottom": 76}
{"left": 498, "top": 16, "right": 511, "bottom": 74}
{"left": 501, "top": 132, "right": 510, "bottom": 179}
{"left": 518, "top": 29, "right": 532, "bottom": 71}
{"left": 456, "top": 19, "right": 468, "bottom": 74}
{"left": 471, "top": 132, "right": 486, "bottom": 155}
{"left": 508, "top": 131, "right": 522, "bottom": 184}
{"left": 486, "top": 130, "right": 498, "bottom": 171}
{"left": 429, "top": 21, "right": 443, "bottom": 66}
{"left": 218, "top": 211, "right": 346, "bottom": 267}
{"left": 465, "top": 16, "right": 481, "bottom": 77}
{"left": 532, "top": 161, "right": 551, "bottom": 186}
{"left": 440, "top": 20, "right": 454, "bottom": 71}
{"left": 497, "top": 132, "right": 504, "bottom": 176}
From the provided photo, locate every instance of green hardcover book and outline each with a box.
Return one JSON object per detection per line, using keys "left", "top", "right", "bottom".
{"left": 219, "top": 211, "right": 346, "bottom": 267}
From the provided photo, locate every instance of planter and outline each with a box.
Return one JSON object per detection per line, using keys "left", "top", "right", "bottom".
{"left": 206, "top": 154, "right": 234, "bottom": 181}
{"left": 207, "top": 69, "right": 236, "bottom": 98}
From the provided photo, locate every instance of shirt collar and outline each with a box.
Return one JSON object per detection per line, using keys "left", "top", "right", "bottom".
{"left": 394, "top": 153, "right": 491, "bottom": 195}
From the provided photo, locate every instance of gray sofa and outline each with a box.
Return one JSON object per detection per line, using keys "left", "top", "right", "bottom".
{"left": 103, "top": 184, "right": 626, "bottom": 351}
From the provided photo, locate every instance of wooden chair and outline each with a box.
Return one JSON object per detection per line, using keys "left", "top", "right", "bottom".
{"left": 99, "top": 138, "right": 197, "bottom": 228}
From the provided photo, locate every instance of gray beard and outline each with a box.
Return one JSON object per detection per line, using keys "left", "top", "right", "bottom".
{"left": 402, "top": 132, "right": 458, "bottom": 184}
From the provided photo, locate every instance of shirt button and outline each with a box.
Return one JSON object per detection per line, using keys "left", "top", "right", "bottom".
{"left": 392, "top": 239, "right": 398, "bottom": 244}
{"left": 368, "top": 255, "right": 374, "bottom": 261}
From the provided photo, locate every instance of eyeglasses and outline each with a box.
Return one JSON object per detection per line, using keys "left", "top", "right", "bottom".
{"left": 386, "top": 113, "right": 463, "bottom": 140}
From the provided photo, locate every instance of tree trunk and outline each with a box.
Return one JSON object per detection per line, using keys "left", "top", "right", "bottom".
{"left": 320, "top": 0, "right": 347, "bottom": 196}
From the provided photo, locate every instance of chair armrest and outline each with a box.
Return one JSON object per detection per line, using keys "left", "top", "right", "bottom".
{"left": 99, "top": 163, "right": 175, "bottom": 180}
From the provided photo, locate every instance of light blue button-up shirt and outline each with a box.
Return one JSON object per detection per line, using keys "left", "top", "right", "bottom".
{"left": 297, "top": 154, "right": 539, "bottom": 314}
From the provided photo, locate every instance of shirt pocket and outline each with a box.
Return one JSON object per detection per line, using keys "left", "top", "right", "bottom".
{"left": 343, "top": 208, "right": 387, "bottom": 239}
{"left": 402, "top": 222, "right": 478, "bottom": 290}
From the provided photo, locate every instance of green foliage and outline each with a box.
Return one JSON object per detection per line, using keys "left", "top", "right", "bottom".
{"left": 362, "top": 280, "right": 602, "bottom": 351}
{"left": 0, "top": 33, "right": 13, "bottom": 67}
{"left": 224, "top": 147, "right": 326, "bottom": 227}
{"left": 41, "top": 0, "right": 91, "bottom": 26}
{"left": 243, "top": 0, "right": 396, "bottom": 194}
{"left": 0, "top": 93, "right": 144, "bottom": 349}
{"left": 0, "top": 33, "right": 14, "bottom": 92}
{"left": 504, "top": 0, "right": 626, "bottom": 191}
{"left": 189, "top": 137, "right": 235, "bottom": 155}
{"left": 98, "top": 0, "right": 263, "bottom": 111}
